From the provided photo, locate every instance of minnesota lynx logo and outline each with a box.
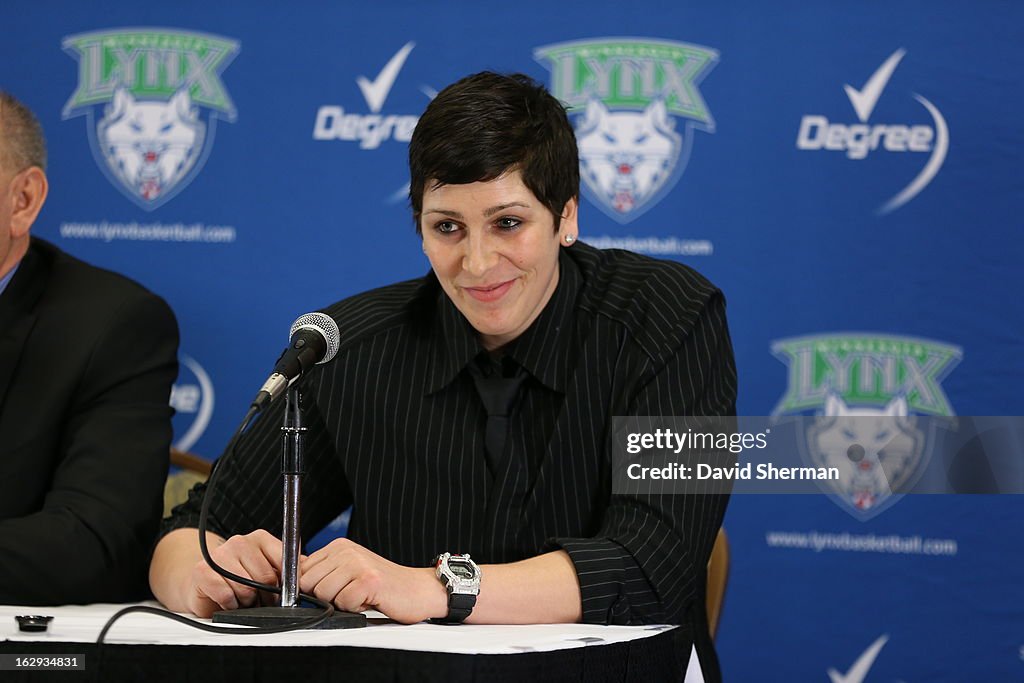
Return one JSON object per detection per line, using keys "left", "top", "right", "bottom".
{"left": 772, "top": 334, "right": 961, "bottom": 519}
{"left": 62, "top": 29, "right": 239, "bottom": 210}
{"left": 535, "top": 38, "right": 717, "bottom": 223}
{"left": 808, "top": 394, "right": 924, "bottom": 517}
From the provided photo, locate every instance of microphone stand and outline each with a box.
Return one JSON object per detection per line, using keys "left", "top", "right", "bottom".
{"left": 213, "top": 385, "right": 366, "bottom": 629}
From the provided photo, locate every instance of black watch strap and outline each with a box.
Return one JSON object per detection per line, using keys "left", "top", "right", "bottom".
{"left": 432, "top": 593, "right": 477, "bottom": 624}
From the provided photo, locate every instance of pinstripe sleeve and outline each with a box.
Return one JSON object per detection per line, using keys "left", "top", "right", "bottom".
{"left": 548, "top": 291, "right": 737, "bottom": 625}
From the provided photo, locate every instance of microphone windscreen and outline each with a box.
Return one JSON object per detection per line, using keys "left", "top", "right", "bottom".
{"left": 289, "top": 312, "right": 341, "bottom": 365}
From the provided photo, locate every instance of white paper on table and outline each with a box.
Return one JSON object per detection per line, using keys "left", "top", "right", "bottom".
{"left": 1, "top": 603, "right": 675, "bottom": 656}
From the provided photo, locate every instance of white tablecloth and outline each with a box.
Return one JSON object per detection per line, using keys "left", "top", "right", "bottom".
{"left": 1, "top": 602, "right": 676, "bottom": 656}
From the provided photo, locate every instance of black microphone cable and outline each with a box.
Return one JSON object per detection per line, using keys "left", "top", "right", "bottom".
{"left": 96, "top": 402, "right": 337, "bottom": 653}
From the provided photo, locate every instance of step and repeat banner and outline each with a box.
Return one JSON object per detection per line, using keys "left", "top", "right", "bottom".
{"left": 2, "top": 2, "right": 1021, "bottom": 680}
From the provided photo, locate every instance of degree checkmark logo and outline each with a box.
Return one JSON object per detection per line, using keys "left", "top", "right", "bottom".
{"left": 843, "top": 49, "right": 906, "bottom": 123}
{"left": 827, "top": 634, "right": 889, "bottom": 683}
{"left": 357, "top": 41, "right": 415, "bottom": 114}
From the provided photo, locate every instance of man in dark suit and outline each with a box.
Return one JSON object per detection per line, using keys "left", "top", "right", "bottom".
{"left": 0, "top": 91, "right": 179, "bottom": 604}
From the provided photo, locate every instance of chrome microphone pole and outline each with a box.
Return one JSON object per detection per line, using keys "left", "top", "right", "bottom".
{"left": 212, "top": 384, "right": 365, "bottom": 629}
{"left": 279, "top": 385, "right": 303, "bottom": 607}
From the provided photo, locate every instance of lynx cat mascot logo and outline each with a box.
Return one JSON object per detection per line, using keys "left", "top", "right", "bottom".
{"left": 98, "top": 89, "right": 204, "bottom": 203}
{"left": 62, "top": 29, "right": 239, "bottom": 210}
{"left": 772, "top": 333, "right": 961, "bottom": 519}
{"left": 809, "top": 394, "right": 924, "bottom": 516}
{"left": 536, "top": 38, "right": 718, "bottom": 223}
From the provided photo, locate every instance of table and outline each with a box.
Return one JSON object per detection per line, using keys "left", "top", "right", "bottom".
{"left": 0, "top": 603, "right": 686, "bottom": 682}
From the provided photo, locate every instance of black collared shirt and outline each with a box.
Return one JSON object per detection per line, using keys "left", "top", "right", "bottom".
{"left": 165, "top": 241, "right": 737, "bottom": 632}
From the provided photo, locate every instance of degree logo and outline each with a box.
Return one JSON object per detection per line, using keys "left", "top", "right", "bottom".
{"left": 796, "top": 49, "right": 949, "bottom": 214}
{"left": 171, "top": 354, "right": 215, "bottom": 453}
{"left": 312, "top": 41, "right": 424, "bottom": 150}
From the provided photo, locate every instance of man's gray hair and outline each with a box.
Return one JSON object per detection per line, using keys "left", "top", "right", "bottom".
{"left": 0, "top": 91, "right": 47, "bottom": 173}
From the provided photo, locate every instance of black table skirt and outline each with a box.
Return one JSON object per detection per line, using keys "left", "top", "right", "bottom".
{"left": 1, "top": 630, "right": 683, "bottom": 682}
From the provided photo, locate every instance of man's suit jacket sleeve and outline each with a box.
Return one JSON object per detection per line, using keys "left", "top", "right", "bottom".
{"left": 0, "top": 290, "right": 178, "bottom": 605}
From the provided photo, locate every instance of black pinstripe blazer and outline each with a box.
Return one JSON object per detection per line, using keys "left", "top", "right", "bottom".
{"left": 166, "top": 241, "right": 736, "bottom": 678}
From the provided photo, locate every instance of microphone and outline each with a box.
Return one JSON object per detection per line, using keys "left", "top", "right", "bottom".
{"left": 251, "top": 312, "right": 341, "bottom": 410}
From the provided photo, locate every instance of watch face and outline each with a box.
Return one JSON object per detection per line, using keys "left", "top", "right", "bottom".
{"left": 449, "top": 561, "right": 475, "bottom": 579}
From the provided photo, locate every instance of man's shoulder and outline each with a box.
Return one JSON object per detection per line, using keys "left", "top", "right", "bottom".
{"left": 11, "top": 240, "right": 177, "bottom": 408}
{"left": 570, "top": 242, "right": 723, "bottom": 356}
{"left": 320, "top": 275, "right": 435, "bottom": 354}
{"left": 33, "top": 238, "right": 167, "bottom": 306}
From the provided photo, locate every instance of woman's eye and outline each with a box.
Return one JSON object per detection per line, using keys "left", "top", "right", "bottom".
{"left": 435, "top": 221, "right": 459, "bottom": 234}
{"left": 496, "top": 217, "right": 521, "bottom": 230}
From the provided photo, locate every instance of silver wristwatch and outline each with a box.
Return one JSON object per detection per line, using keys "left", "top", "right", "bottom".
{"left": 431, "top": 552, "right": 481, "bottom": 624}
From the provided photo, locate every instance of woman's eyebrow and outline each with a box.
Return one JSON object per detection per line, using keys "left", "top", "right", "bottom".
{"left": 423, "top": 208, "right": 464, "bottom": 218}
{"left": 483, "top": 202, "right": 530, "bottom": 217}
{"left": 423, "top": 201, "right": 531, "bottom": 219}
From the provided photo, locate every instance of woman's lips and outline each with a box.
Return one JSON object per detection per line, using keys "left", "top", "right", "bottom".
{"left": 463, "top": 279, "right": 515, "bottom": 303}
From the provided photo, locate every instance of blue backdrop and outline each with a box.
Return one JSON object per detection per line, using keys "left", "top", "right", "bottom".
{"left": 2, "top": 2, "right": 1021, "bottom": 680}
